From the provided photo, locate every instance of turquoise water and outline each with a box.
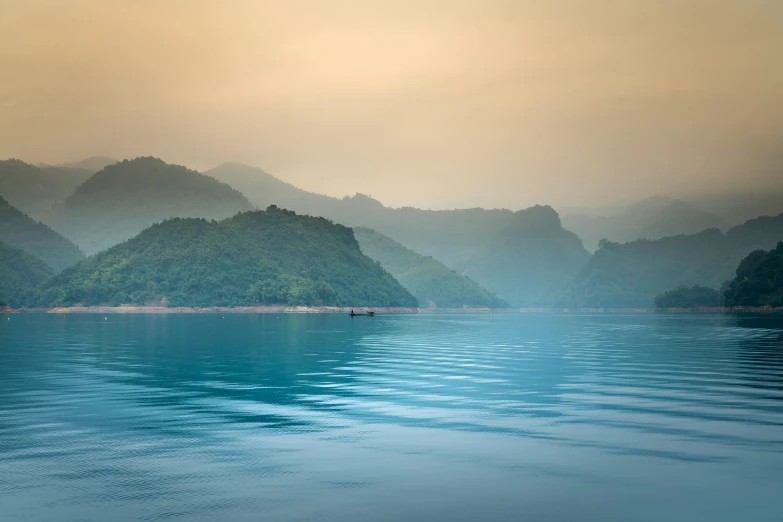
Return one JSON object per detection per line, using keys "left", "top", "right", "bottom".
{"left": 1, "top": 313, "right": 782, "bottom": 521}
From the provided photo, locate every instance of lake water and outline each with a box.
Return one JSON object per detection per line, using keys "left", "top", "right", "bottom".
{"left": 1, "top": 313, "right": 782, "bottom": 522}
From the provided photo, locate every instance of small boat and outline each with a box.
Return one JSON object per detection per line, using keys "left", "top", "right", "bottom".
{"left": 349, "top": 310, "right": 375, "bottom": 317}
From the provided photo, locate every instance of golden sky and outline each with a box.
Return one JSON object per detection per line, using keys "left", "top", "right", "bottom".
{"left": 1, "top": 0, "right": 781, "bottom": 209}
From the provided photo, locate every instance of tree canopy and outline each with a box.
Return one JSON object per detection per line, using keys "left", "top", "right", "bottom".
{"left": 0, "top": 240, "right": 54, "bottom": 307}
{"left": 37, "top": 207, "right": 418, "bottom": 308}
{"left": 723, "top": 242, "right": 783, "bottom": 307}
{"left": 654, "top": 285, "right": 721, "bottom": 309}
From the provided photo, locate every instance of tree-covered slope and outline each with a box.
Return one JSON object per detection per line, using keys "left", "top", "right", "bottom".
{"left": 39, "top": 207, "right": 418, "bottom": 308}
{"left": 0, "top": 196, "right": 84, "bottom": 271}
{"left": 50, "top": 157, "right": 254, "bottom": 254}
{"left": 354, "top": 227, "right": 507, "bottom": 308}
{"left": 0, "top": 241, "right": 54, "bottom": 307}
{"left": 562, "top": 213, "right": 783, "bottom": 308}
{"left": 206, "top": 163, "right": 589, "bottom": 306}
{"left": 654, "top": 285, "right": 721, "bottom": 309}
{"left": 0, "top": 159, "right": 94, "bottom": 218}
{"left": 724, "top": 242, "right": 783, "bottom": 307}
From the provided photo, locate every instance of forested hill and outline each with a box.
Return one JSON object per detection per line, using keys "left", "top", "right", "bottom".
{"left": 50, "top": 157, "right": 254, "bottom": 254}
{"left": 354, "top": 227, "right": 508, "bottom": 308}
{"left": 0, "top": 196, "right": 84, "bottom": 271}
{"left": 561, "top": 213, "right": 783, "bottom": 308}
{"left": 0, "top": 241, "right": 54, "bottom": 308}
{"left": 724, "top": 242, "right": 783, "bottom": 307}
{"left": 0, "top": 159, "right": 94, "bottom": 218}
{"left": 206, "top": 163, "right": 589, "bottom": 306}
{"left": 38, "top": 207, "right": 418, "bottom": 308}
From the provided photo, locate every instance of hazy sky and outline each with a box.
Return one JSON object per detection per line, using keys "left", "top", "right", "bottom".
{"left": 1, "top": 0, "right": 781, "bottom": 210}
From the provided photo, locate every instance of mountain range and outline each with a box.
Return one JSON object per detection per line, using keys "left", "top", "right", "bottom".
{"left": 0, "top": 159, "right": 94, "bottom": 218}
{"left": 561, "top": 196, "right": 729, "bottom": 251}
{"left": 354, "top": 227, "right": 507, "bottom": 308}
{"left": 207, "top": 163, "right": 589, "bottom": 306}
{"left": 3, "top": 155, "right": 782, "bottom": 310}
{"left": 562, "top": 213, "right": 783, "bottom": 308}
{"left": 48, "top": 157, "right": 253, "bottom": 254}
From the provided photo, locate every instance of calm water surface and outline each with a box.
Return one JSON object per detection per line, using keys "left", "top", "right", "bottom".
{"left": 1, "top": 313, "right": 782, "bottom": 521}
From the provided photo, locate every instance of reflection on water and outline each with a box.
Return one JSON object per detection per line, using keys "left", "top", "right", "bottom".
{"left": 1, "top": 313, "right": 782, "bottom": 521}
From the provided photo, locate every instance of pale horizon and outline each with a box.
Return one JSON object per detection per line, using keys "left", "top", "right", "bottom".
{"left": 2, "top": 0, "right": 782, "bottom": 210}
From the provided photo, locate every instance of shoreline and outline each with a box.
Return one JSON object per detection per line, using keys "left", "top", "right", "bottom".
{"left": 4, "top": 305, "right": 782, "bottom": 314}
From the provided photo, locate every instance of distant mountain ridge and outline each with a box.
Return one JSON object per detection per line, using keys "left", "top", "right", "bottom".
{"left": 561, "top": 196, "right": 728, "bottom": 251}
{"left": 0, "top": 159, "right": 94, "bottom": 218}
{"left": 207, "top": 163, "right": 589, "bottom": 306}
{"left": 58, "top": 156, "right": 118, "bottom": 173}
{"left": 561, "top": 213, "right": 783, "bottom": 308}
{"left": 0, "top": 196, "right": 84, "bottom": 271}
{"left": 50, "top": 157, "right": 253, "bottom": 254}
{"left": 354, "top": 227, "right": 508, "bottom": 308}
{"left": 38, "top": 207, "right": 417, "bottom": 308}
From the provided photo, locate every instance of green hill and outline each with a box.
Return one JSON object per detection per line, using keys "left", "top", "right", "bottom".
{"left": 50, "top": 157, "right": 254, "bottom": 254}
{"left": 562, "top": 213, "right": 783, "bottom": 308}
{"left": 0, "top": 196, "right": 84, "bottom": 271}
{"left": 724, "top": 242, "right": 783, "bottom": 307}
{"left": 354, "top": 227, "right": 507, "bottom": 308}
{"left": 38, "top": 207, "right": 418, "bottom": 308}
{"left": 206, "top": 163, "right": 589, "bottom": 306}
{"left": 0, "top": 159, "right": 94, "bottom": 218}
{"left": 0, "top": 241, "right": 54, "bottom": 307}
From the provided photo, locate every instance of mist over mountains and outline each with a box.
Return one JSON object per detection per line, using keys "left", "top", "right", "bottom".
{"left": 561, "top": 196, "right": 729, "bottom": 252}
{"left": 0, "top": 196, "right": 83, "bottom": 271}
{"left": 1, "top": 155, "right": 782, "bottom": 309}
{"left": 560, "top": 215, "right": 783, "bottom": 309}
{"left": 0, "top": 160, "right": 94, "bottom": 219}
{"left": 209, "top": 163, "right": 590, "bottom": 306}
{"left": 48, "top": 157, "right": 253, "bottom": 254}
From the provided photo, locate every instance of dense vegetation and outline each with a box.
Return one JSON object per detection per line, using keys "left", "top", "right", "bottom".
{"left": 50, "top": 157, "right": 253, "bottom": 254}
{"left": 207, "top": 163, "right": 589, "bottom": 306}
{"left": 0, "top": 241, "right": 54, "bottom": 308}
{"left": 654, "top": 285, "right": 721, "bottom": 309}
{"left": 562, "top": 213, "right": 783, "bottom": 308}
{"left": 0, "top": 196, "right": 84, "bottom": 271}
{"left": 0, "top": 159, "right": 94, "bottom": 218}
{"left": 723, "top": 242, "right": 783, "bottom": 307}
{"left": 354, "top": 227, "right": 507, "bottom": 308}
{"left": 38, "top": 207, "right": 417, "bottom": 308}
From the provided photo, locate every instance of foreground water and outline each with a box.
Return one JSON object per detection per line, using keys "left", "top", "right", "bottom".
{"left": 1, "top": 313, "right": 782, "bottom": 521}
